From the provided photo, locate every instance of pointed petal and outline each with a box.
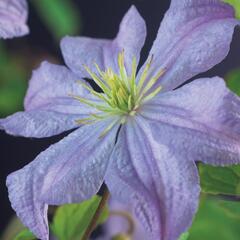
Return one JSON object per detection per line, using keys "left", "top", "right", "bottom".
{"left": 24, "top": 61, "right": 91, "bottom": 111}
{"left": 0, "top": 110, "right": 80, "bottom": 138}
{"left": 0, "top": 62, "right": 98, "bottom": 138}
{"left": 0, "top": 0, "right": 29, "bottom": 39}
{"left": 106, "top": 118, "right": 200, "bottom": 240}
{"left": 6, "top": 119, "right": 118, "bottom": 240}
{"left": 141, "top": 0, "right": 239, "bottom": 91}
{"left": 141, "top": 77, "right": 240, "bottom": 166}
{"left": 61, "top": 6, "right": 146, "bottom": 77}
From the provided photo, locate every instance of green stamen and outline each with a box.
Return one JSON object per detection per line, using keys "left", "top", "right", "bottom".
{"left": 71, "top": 51, "right": 165, "bottom": 126}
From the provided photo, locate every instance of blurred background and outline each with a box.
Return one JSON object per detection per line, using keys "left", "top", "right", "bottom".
{"left": 1, "top": 0, "right": 240, "bottom": 239}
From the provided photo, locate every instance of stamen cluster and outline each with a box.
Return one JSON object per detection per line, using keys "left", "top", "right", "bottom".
{"left": 71, "top": 51, "right": 164, "bottom": 124}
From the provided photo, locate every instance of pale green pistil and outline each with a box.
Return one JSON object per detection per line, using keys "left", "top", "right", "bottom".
{"left": 71, "top": 51, "right": 164, "bottom": 125}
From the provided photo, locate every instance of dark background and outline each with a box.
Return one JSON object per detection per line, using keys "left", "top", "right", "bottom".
{"left": 1, "top": 0, "right": 240, "bottom": 234}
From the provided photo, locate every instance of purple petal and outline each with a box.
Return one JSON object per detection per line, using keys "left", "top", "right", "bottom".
{"left": 141, "top": 77, "right": 240, "bottom": 166}
{"left": 141, "top": 0, "right": 239, "bottom": 91}
{"left": 0, "top": 0, "right": 29, "bottom": 39}
{"left": 0, "top": 110, "right": 81, "bottom": 138}
{"left": 24, "top": 61, "right": 90, "bottom": 110}
{"left": 106, "top": 118, "right": 200, "bottom": 240}
{"left": 0, "top": 62, "right": 98, "bottom": 138}
{"left": 61, "top": 5, "right": 146, "bottom": 77}
{"left": 7, "top": 119, "right": 118, "bottom": 240}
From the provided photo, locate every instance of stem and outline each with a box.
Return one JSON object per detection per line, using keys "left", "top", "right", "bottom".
{"left": 209, "top": 193, "right": 240, "bottom": 202}
{"left": 81, "top": 186, "right": 110, "bottom": 240}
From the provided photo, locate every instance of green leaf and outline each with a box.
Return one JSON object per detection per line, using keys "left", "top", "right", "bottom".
{"left": 14, "top": 229, "right": 36, "bottom": 240}
{"left": 199, "top": 163, "right": 240, "bottom": 196}
{"left": 226, "top": 69, "right": 240, "bottom": 96}
{"left": 223, "top": 0, "right": 240, "bottom": 19}
{"left": 218, "top": 201, "right": 240, "bottom": 220}
{"left": 189, "top": 197, "right": 240, "bottom": 240}
{"left": 51, "top": 195, "right": 109, "bottom": 240}
{"left": 0, "top": 41, "right": 27, "bottom": 116}
{"left": 31, "top": 0, "right": 81, "bottom": 40}
{"left": 179, "top": 232, "right": 189, "bottom": 240}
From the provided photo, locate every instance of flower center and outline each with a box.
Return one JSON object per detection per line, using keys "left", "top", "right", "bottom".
{"left": 71, "top": 51, "right": 164, "bottom": 125}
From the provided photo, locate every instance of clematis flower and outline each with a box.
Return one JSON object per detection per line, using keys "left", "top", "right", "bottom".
{"left": 105, "top": 199, "right": 147, "bottom": 240}
{"left": 1, "top": 1, "right": 240, "bottom": 240}
{"left": 0, "top": 0, "right": 29, "bottom": 39}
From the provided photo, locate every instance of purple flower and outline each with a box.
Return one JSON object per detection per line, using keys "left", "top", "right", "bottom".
{"left": 0, "top": 0, "right": 29, "bottom": 39}
{"left": 1, "top": 1, "right": 240, "bottom": 240}
{"left": 105, "top": 198, "right": 147, "bottom": 240}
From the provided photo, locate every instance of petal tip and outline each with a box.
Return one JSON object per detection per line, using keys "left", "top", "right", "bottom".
{"left": 124, "top": 4, "right": 143, "bottom": 22}
{"left": 128, "top": 5, "right": 138, "bottom": 13}
{"left": 6, "top": 170, "right": 50, "bottom": 240}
